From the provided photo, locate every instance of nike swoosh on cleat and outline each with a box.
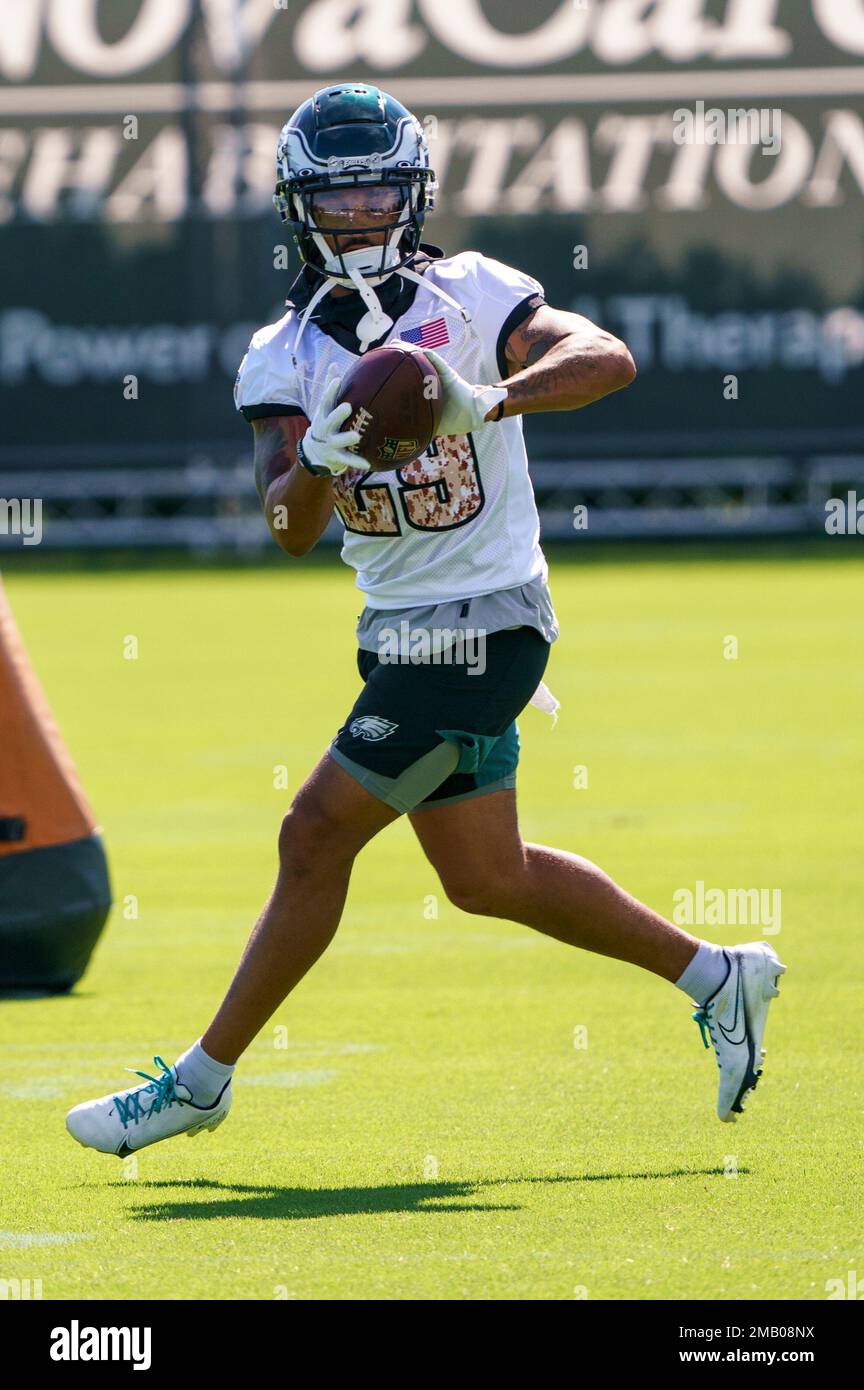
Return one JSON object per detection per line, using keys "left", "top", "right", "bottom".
{"left": 717, "top": 964, "right": 748, "bottom": 1046}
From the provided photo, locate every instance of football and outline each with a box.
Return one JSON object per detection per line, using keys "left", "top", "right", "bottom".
{"left": 335, "top": 343, "right": 443, "bottom": 470}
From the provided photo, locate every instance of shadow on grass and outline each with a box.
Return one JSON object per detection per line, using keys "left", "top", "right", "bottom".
{"left": 114, "top": 1167, "right": 742, "bottom": 1223}
{"left": 0, "top": 991, "right": 96, "bottom": 1001}
{"left": 122, "top": 1179, "right": 516, "bottom": 1221}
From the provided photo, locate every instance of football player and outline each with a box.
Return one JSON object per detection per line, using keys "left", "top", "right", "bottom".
{"left": 67, "top": 84, "right": 785, "bottom": 1156}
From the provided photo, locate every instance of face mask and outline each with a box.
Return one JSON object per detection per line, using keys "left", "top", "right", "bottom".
{"left": 309, "top": 202, "right": 409, "bottom": 349}
{"left": 319, "top": 241, "right": 403, "bottom": 288}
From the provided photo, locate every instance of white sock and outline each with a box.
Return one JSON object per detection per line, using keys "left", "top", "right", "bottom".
{"left": 174, "top": 1039, "right": 235, "bottom": 1106}
{"left": 675, "top": 942, "right": 730, "bottom": 1006}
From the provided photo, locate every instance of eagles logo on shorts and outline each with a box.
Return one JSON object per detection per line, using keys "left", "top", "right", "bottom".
{"left": 349, "top": 716, "right": 399, "bottom": 742}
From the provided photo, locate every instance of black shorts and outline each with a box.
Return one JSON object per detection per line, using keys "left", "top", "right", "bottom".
{"left": 328, "top": 626, "right": 550, "bottom": 814}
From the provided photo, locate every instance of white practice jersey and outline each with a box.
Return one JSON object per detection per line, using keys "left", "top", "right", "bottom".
{"left": 234, "top": 251, "right": 548, "bottom": 609}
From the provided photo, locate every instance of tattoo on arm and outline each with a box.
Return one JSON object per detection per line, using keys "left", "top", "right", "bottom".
{"left": 251, "top": 415, "right": 306, "bottom": 506}
{"left": 501, "top": 304, "right": 636, "bottom": 414}
{"left": 506, "top": 320, "right": 567, "bottom": 372}
{"left": 249, "top": 411, "right": 335, "bottom": 556}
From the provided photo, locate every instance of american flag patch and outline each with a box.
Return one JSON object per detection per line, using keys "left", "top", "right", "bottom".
{"left": 400, "top": 317, "right": 450, "bottom": 349}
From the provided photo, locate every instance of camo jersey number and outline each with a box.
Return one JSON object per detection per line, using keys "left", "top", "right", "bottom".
{"left": 332, "top": 434, "right": 485, "bottom": 535}
{"left": 332, "top": 474, "right": 401, "bottom": 535}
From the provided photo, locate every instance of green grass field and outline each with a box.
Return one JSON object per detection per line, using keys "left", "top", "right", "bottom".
{"left": 1, "top": 544, "right": 861, "bottom": 1301}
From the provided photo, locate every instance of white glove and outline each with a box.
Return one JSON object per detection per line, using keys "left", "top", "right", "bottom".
{"left": 297, "top": 371, "right": 366, "bottom": 477}
{"left": 424, "top": 349, "right": 508, "bottom": 436}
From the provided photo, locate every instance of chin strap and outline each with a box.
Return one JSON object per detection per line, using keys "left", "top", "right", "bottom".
{"left": 395, "top": 267, "right": 472, "bottom": 327}
{"left": 347, "top": 262, "right": 473, "bottom": 354}
{"left": 345, "top": 262, "right": 394, "bottom": 353}
{"left": 291, "top": 258, "right": 476, "bottom": 367}
{"left": 291, "top": 278, "right": 335, "bottom": 368}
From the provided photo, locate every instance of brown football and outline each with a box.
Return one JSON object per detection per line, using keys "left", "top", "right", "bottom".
{"left": 335, "top": 343, "right": 442, "bottom": 470}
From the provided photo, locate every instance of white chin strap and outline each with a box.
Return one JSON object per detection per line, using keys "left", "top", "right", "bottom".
{"left": 316, "top": 242, "right": 407, "bottom": 353}
{"left": 339, "top": 251, "right": 396, "bottom": 353}
{"left": 290, "top": 245, "right": 395, "bottom": 364}
{"left": 290, "top": 245, "right": 474, "bottom": 365}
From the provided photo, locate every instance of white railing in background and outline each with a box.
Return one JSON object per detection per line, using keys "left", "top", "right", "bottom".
{"left": 1, "top": 453, "right": 862, "bottom": 550}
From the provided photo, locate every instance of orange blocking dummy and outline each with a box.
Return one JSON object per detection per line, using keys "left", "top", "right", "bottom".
{"left": 0, "top": 579, "right": 111, "bottom": 990}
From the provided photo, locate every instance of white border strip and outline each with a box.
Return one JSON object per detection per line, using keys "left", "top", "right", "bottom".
{"left": 1, "top": 67, "right": 864, "bottom": 116}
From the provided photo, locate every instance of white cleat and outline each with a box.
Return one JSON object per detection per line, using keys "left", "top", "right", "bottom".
{"left": 66, "top": 1055, "right": 232, "bottom": 1156}
{"left": 691, "top": 942, "right": 787, "bottom": 1122}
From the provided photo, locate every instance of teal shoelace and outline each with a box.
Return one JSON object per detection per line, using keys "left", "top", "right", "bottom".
{"left": 692, "top": 1005, "right": 714, "bottom": 1050}
{"left": 113, "top": 1056, "right": 184, "bottom": 1130}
